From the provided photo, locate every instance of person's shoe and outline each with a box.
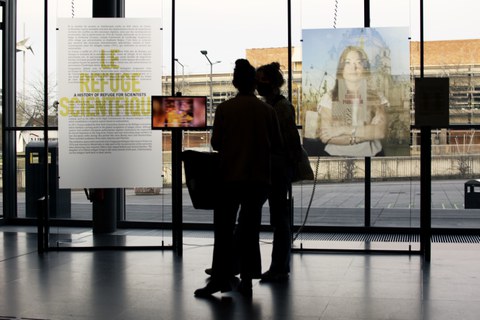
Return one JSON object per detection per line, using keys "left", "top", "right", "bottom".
{"left": 237, "top": 279, "right": 253, "bottom": 298}
{"left": 194, "top": 281, "right": 232, "bottom": 297}
{"left": 260, "top": 270, "right": 289, "bottom": 283}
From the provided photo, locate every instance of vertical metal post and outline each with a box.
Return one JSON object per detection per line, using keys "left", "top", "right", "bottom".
{"left": 91, "top": 0, "right": 125, "bottom": 234}
{"left": 365, "top": 158, "right": 371, "bottom": 227}
{"left": 419, "top": 0, "right": 431, "bottom": 262}
{"left": 420, "top": 127, "right": 431, "bottom": 261}
{"left": 286, "top": 0, "right": 294, "bottom": 243}
{"left": 41, "top": 0, "right": 50, "bottom": 250}
{"left": 172, "top": 0, "right": 175, "bottom": 95}
{"left": 364, "top": 0, "right": 371, "bottom": 227}
{"left": 364, "top": 0, "right": 370, "bottom": 28}
{"left": 3, "top": 0, "right": 19, "bottom": 222}
{"left": 287, "top": 0, "right": 292, "bottom": 102}
{"left": 172, "top": 130, "right": 183, "bottom": 256}
{"left": 171, "top": 0, "right": 183, "bottom": 255}
{"left": 37, "top": 197, "right": 47, "bottom": 253}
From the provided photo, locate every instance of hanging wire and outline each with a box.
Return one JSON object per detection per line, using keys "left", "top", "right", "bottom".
{"left": 293, "top": 0, "right": 339, "bottom": 243}
{"left": 333, "top": 0, "right": 339, "bottom": 28}
{"left": 71, "top": 0, "right": 75, "bottom": 18}
{"left": 293, "top": 155, "right": 321, "bottom": 241}
{"left": 293, "top": 71, "right": 329, "bottom": 242}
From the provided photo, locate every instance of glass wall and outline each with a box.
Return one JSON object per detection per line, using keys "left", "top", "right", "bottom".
{"left": 294, "top": 0, "right": 369, "bottom": 236}
{"left": 13, "top": 0, "right": 76, "bottom": 222}
{"left": 15, "top": 0, "right": 45, "bottom": 221}
{"left": 420, "top": 0, "right": 480, "bottom": 229}
{"left": 175, "top": 0, "right": 289, "bottom": 226}
{"left": 4, "top": 0, "right": 480, "bottom": 249}
{"left": 369, "top": 0, "right": 419, "bottom": 229}
{"left": 290, "top": 0, "right": 480, "bottom": 240}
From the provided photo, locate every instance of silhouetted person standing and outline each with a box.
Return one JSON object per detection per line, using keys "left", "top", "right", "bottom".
{"left": 256, "top": 62, "right": 302, "bottom": 282}
{"left": 194, "top": 59, "right": 283, "bottom": 298}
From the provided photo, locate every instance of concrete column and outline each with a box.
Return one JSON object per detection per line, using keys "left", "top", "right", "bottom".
{"left": 91, "top": 0, "right": 125, "bottom": 234}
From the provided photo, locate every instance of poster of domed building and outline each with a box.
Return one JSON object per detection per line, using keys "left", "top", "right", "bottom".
{"left": 302, "top": 27, "right": 411, "bottom": 157}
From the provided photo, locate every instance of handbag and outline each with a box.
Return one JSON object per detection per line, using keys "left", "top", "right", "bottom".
{"left": 292, "top": 147, "right": 315, "bottom": 182}
{"left": 182, "top": 150, "right": 220, "bottom": 210}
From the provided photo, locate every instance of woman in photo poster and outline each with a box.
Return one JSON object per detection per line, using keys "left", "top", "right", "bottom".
{"left": 317, "top": 45, "right": 388, "bottom": 157}
{"left": 302, "top": 27, "right": 411, "bottom": 157}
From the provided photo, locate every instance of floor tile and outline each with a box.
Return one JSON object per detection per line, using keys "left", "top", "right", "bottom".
{"left": 2, "top": 228, "right": 480, "bottom": 320}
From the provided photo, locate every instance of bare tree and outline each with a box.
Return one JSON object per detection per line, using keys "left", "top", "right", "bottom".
{"left": 16, "top": 74, "right": 57, "bottom": 127}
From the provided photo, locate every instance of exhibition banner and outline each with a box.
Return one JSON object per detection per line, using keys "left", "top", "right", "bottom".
{"left": 302, "top": 27, "right": 411, "bottom": 157}
{"left": 57, "top": 18, "right": 163, "bottom": 188}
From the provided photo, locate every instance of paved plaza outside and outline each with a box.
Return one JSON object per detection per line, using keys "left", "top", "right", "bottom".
{"left": 7, "top": 179, "right": 480, "bottom": 229}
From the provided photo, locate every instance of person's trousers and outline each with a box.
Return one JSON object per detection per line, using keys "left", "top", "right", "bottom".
{"left": 211, "top": 182, "right": 269, "bottom": 283}
{"left": 268, "top": 178, "right": 292, "bottom": 274}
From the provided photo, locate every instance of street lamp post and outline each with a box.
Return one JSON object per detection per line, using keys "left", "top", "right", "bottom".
{"left": 200, "top": 50, "right": 220, "bottom": 124}
{"left": 174, "top": 58, "right": 185, "bottom": 94}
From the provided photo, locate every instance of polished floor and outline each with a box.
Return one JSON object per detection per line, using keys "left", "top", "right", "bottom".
{"left": 1, "top": 228, "right": 480, "bottom": 320}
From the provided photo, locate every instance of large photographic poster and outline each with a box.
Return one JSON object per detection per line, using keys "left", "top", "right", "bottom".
{"left": 302, "top": 27, "right": 411, "bottom": 157}
{"left": 57, "top": 18, "right": 163, "bottom": 188}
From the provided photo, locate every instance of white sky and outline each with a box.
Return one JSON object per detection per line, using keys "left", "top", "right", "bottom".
{"left": 15, "top": 0, "right": 480, "bottom": 80}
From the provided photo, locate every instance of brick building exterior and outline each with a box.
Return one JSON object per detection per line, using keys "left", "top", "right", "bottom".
{"left": 165, "top": 40, "right": 480, "bottom": 154}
